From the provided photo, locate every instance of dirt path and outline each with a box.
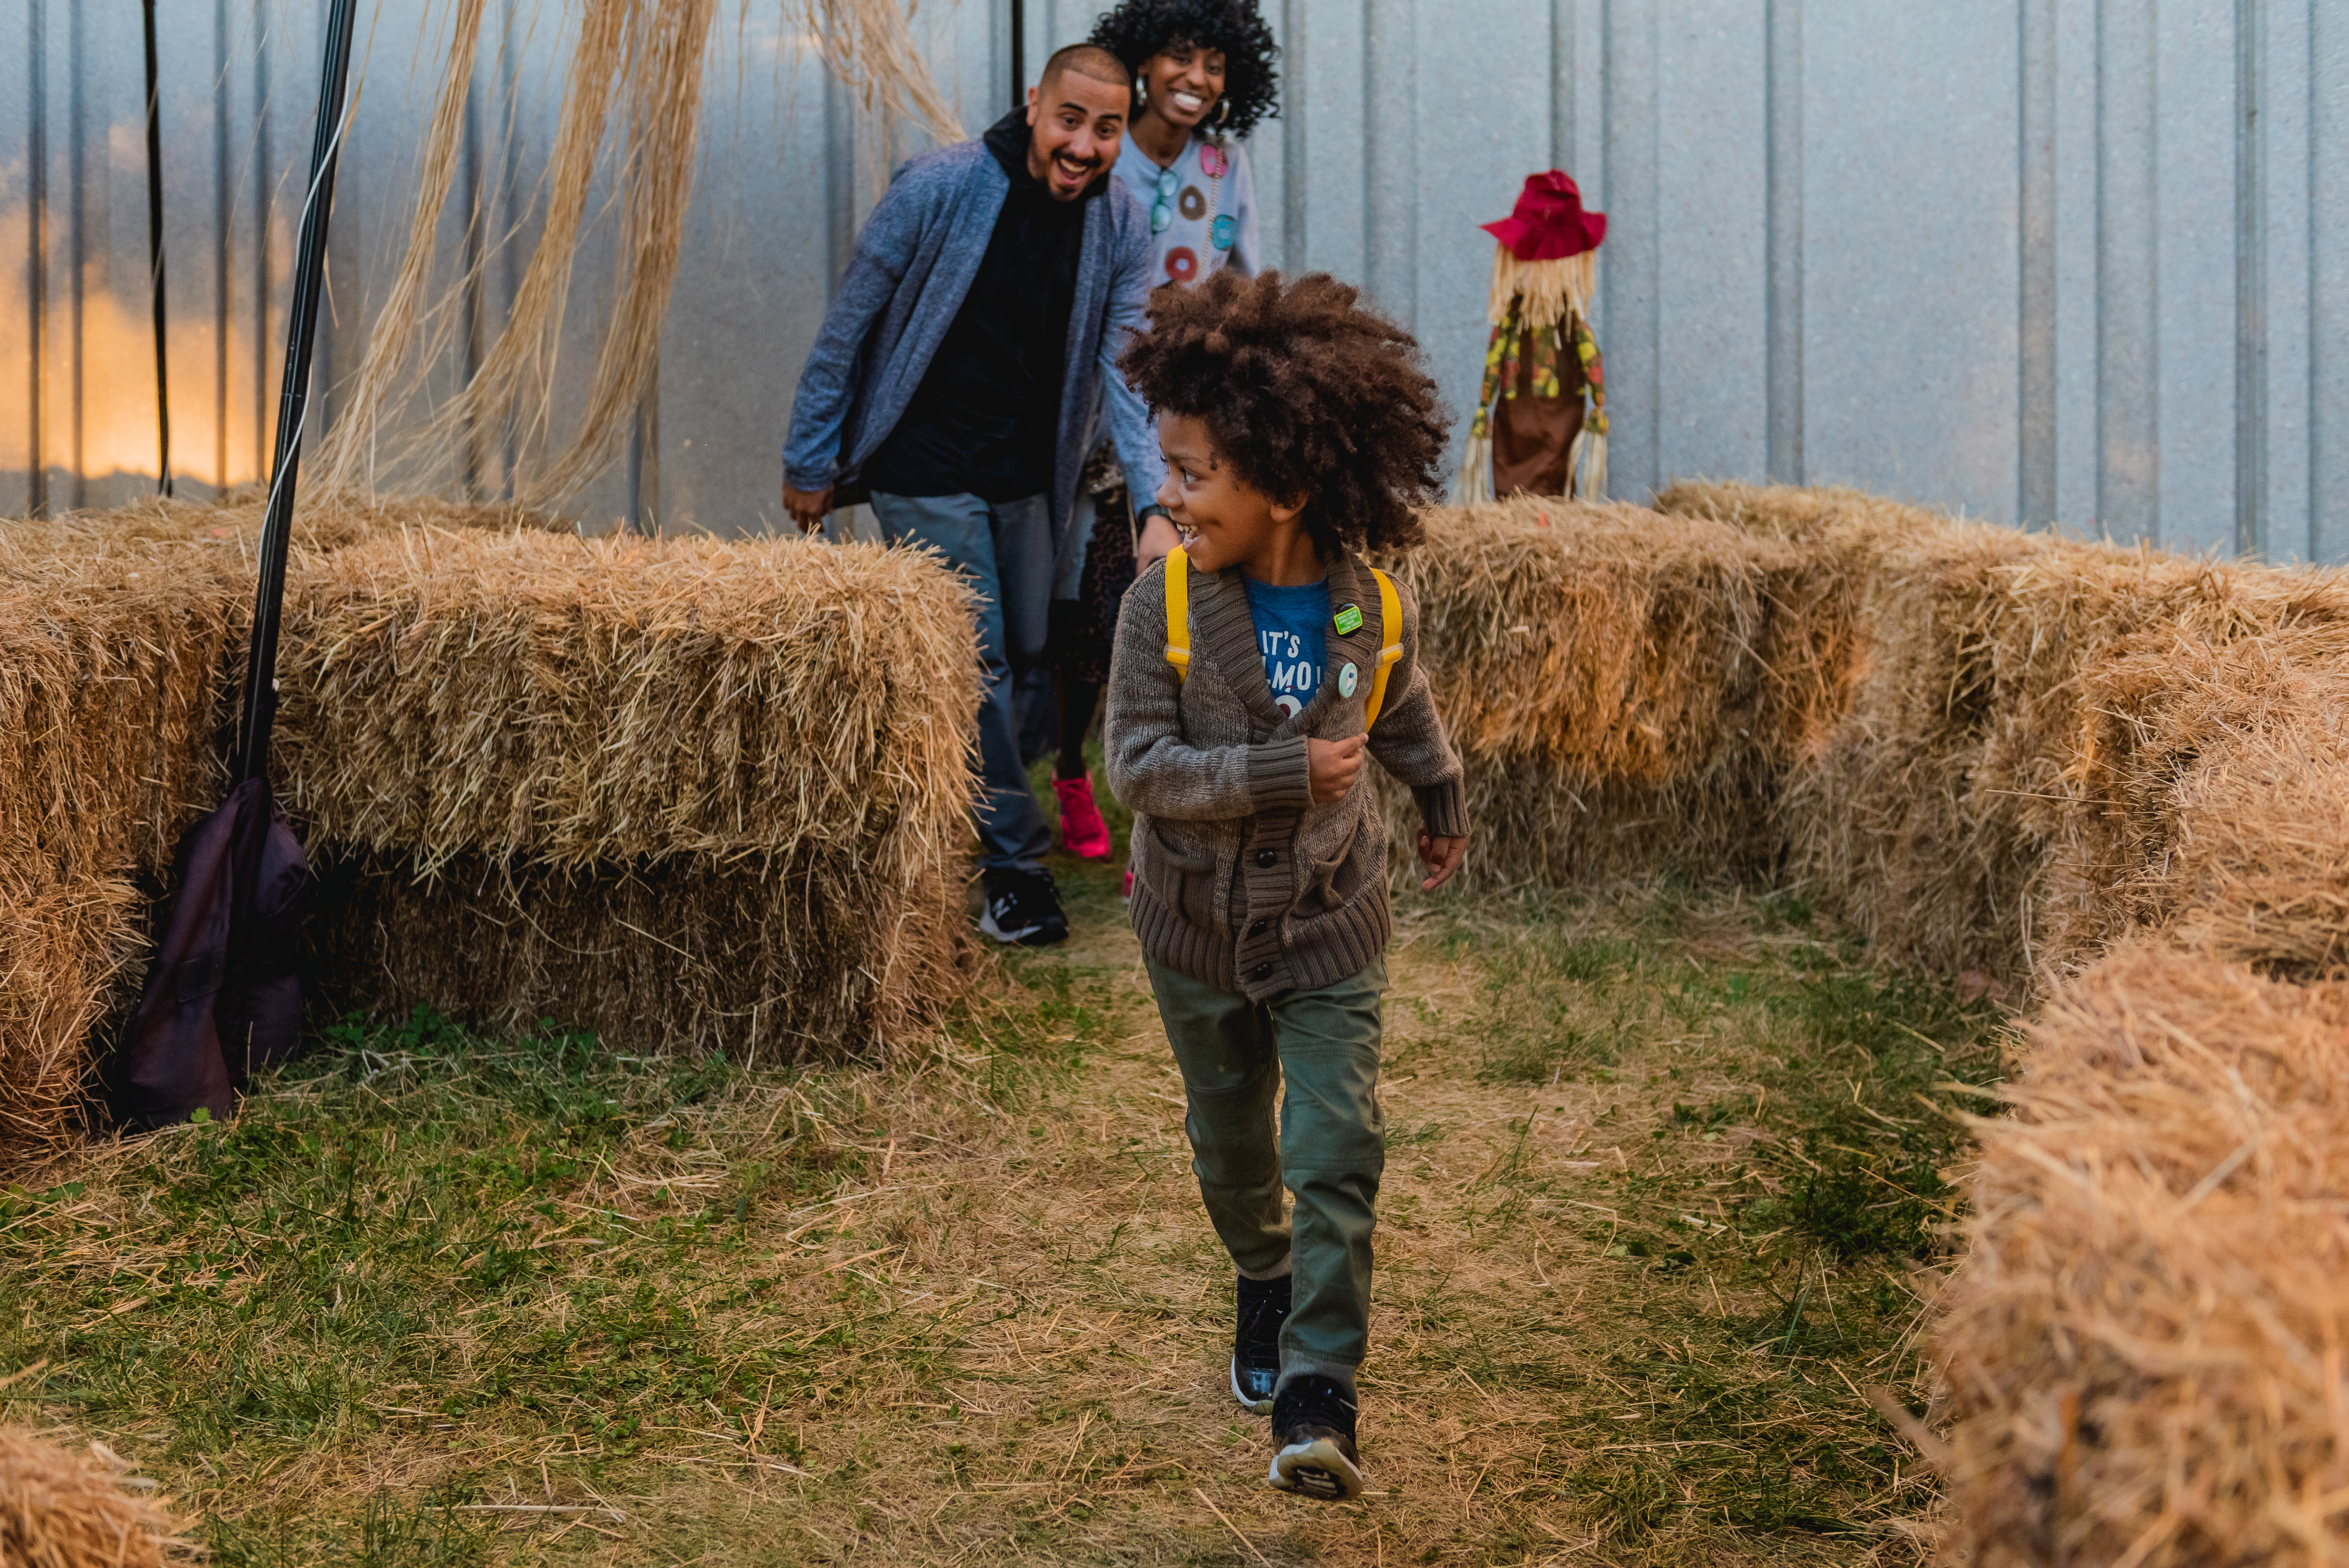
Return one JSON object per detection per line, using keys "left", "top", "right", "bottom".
{"left": 1, "top": 849, "right": 1978, "bottom": 1565}
{"left": 604, "top": 858, "right": 1951, "bottom": 1564}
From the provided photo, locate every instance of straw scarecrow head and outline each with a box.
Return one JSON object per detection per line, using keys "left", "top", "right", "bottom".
{"left": 1457, "top": 171, "right": 1609, "bottom": 504}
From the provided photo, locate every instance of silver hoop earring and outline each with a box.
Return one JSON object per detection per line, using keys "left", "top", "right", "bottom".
{"left": 1135, "top": 77, "right": 1148, "bottom": 107}
{"left": 1216, "top": 98, "right": 1229, "bottom": 125}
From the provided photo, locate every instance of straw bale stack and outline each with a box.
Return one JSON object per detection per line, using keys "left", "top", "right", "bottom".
{"left": 0, "top": 494, "right": 570, "bottom": 1157}
{"left": 273, "top": 527, "right": 982, "bottom": 1057}
{"left": 1379, "top": 496, "right": 1855, "bottom": 888}
{"left": 0, "top": 1428, "right": 186, "bottom": 1566}
{"left": 1935, "top": 943, "right": 2349, "bottom": 1567}
{"left": 1654, "top": 481, "right": 2349, "bottom": 985}
{"left": 0, "top": 492, "right": 562, "bottom": 890}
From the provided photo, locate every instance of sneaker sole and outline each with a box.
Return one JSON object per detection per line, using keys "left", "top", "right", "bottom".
{"left": 977, "top": 910, "right": 1068, "bottom": 947}
{"left": 1229, "top": 1357, "right": 1274, "bottom": 1416}
{"left": 1267, "top": 1437, "right": 1365, "bottom": 1501}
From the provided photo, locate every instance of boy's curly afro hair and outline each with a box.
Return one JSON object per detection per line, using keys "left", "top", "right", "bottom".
{"left": 1087, "top": 0, "right": 1280, "bottom": 140}
{"left": 1119, "top": 269, "right": 1450, "bottom": 557}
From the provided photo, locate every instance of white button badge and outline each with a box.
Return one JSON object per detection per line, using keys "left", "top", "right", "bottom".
{"left": 1338, "top": 662, "right": 1359, "bottom": 698}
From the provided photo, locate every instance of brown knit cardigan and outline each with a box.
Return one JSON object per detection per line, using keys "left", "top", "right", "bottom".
{"left": 1104, "top": 547, "right": 1468, "bottom": 1002}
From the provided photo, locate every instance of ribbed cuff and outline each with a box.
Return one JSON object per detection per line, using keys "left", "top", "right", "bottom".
{"left": 1247, "top": 736, "right": 1316, "bottom": 813}
{"left": 1415, "top": 780, "right": 1469, "bottom": 839}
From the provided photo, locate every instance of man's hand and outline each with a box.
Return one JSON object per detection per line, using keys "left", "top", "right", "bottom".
{"left": 783, "top": 483, "right": 834, "bottom": 534}
{"left": 1307, "top": 734, "right": 1367, "bottom": 804}
{"left": 1135, "top": 510, "right": 1182, "bottom": 571}
{"left": 1417, "top": 830, "right": 1469, "bottom": 892}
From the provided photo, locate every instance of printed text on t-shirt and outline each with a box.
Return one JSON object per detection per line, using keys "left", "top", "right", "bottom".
{"left": 1261, "top": 627, "right": 1322, "bottom": 717}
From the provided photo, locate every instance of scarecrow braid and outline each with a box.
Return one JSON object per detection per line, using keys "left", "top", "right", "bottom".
{"left": 1457, "top": 170, "right": 1608, "bottom": 505}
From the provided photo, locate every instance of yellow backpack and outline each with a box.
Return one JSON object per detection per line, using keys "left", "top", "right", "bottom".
{"left": 1163, "top": 548, "right": 1404, "bottom": 730}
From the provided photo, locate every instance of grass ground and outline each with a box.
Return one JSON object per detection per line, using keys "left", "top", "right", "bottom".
{"left": 0, "top": 780, "right": 2003, "bottom": 1565}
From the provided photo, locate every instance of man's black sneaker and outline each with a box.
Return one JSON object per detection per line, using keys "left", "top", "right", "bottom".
{"left": 1266, "top": 1374, "right": 1366, "bottom": 1500}
{"left": 979, "top": 870, "right": 1068, "bottom": 947}
{"left": 1231, "top": 1272, "right": 1290, "bottom": 1413}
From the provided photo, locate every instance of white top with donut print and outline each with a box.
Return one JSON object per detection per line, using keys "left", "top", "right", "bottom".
{"left": 1113, "top": 130, "right": 1260, "bottom": 289}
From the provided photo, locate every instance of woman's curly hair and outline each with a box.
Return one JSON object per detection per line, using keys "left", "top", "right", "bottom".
{"left": 1088, "top": 0, "right": 1280, "bottom": 140}
{"left": 1119, "top": 270, "right": 1450, "bottom": 556}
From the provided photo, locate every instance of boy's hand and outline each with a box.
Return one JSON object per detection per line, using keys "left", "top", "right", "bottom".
{"left": 1417, "top": 830, "right": 1469, "bottom": 891}
{"left": 1308, "top": 734, "right": 1367, "bottom": 803}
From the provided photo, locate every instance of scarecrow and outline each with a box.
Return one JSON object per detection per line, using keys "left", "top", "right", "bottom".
{"left": 1456, "top": 171, "right": 1608, "bottom": 504}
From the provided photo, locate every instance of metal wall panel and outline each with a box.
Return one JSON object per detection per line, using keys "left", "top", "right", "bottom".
{"left": 5, "top": 0, "right": 2347, "bottom": 554}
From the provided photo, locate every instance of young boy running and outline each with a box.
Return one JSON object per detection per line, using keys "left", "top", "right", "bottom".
{"left": 1106, "top": 269, "right": 1469, "bottom": 1500}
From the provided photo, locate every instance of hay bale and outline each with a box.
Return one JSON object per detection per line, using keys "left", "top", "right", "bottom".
{"left": 307, "top": 850, "right": 965, "bottom": 1060}
{"left": 0, "top": 1428, "right": 185, "bottom": 1566}
{"left": 2059, "top": 633, "right": 2349, "bottom": 978}
{"left": 0, "top": 880, "right": 139, "bottom": 1155}
{"left": 0, "top": 495, "right": 579, "bottom": 1156}
{"left": 1935, "top": 943, "right": 2349, "bottom": 1567}
{"left": 271, "top": 526, "right": 982, "bottom": 1058}
{"left": 1382, "top": 495, "right": 1854, "bottom": 887}
{"left": 0, "top": 492, "right": 566, "bottom": 890}
{"left": 1655, "top": 481, "right": 2349, "bottom": 985}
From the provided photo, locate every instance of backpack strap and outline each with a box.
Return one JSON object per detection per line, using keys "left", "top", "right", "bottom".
{"left": 1163, "top": 547, "right": 1192, "bottom": 682}
{"left": 1363, "top": 567, "right": 1404, "bottom": 731}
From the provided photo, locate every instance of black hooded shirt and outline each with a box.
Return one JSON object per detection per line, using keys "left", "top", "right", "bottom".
{"left": 861, "top": 111, "right": 1106, "bottom": 502}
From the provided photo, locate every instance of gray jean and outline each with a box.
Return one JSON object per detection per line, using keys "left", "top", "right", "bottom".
{"left": 1146, "top": 954, "right": 1387, "bottom": 1397}
{"left": 870, "top": 491, "right": 1054, "bottom": 879}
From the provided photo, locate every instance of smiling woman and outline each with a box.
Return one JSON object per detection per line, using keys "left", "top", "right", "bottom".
{"left": 1091, "top": 0, "right": 1276, "bottom": 287}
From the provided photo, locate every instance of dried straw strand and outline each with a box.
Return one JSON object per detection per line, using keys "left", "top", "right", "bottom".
{"left": 306, "top": 0, "right": 489, "bottom": 495}
{"left": 513, "top": 0, "right": 717, "bottom": 506}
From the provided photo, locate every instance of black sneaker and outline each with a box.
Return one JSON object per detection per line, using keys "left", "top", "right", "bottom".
{"left": 979, "top": 870, "right": 1068, "bottom": 947}
{"left": 1266, "top": 1374, "right": 1366, "bottom": 1500}
{"left": 1231, "top": 1272, "right": 1290, "bottom": 1413}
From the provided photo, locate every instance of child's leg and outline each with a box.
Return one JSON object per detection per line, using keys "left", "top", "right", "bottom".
{"left": 1144, "top": 958, "right": 1291, "bottom": 1278}
{"left": 1264, "top": 956, "right": 1387, "bottom": 1399}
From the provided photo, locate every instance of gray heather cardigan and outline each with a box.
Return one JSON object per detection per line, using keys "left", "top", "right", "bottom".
{"left": 1105, "top": 549, "right": 1469, "bottom": 1002}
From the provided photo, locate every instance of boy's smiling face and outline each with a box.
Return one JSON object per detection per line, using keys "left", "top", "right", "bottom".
{"left": 1154, "top": 411, "right": 1311, "bottom": 579}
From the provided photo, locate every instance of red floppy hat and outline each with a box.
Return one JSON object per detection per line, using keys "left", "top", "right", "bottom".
{"left": 1479, "top": 171, "right": 1607, "bottom": 261}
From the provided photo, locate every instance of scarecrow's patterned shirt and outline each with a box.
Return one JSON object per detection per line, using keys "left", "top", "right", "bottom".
{"left": 1469, "top": 301, "right": 1608, "bottom": 442}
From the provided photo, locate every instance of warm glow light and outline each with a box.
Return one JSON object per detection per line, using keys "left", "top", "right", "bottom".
{"left": 1, "top": 201, "right": 283, "bottom": 490}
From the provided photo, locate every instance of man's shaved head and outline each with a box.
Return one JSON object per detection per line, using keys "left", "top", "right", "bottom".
{"left": 1041, "top": 43, "right": 1130, "bottom": 92}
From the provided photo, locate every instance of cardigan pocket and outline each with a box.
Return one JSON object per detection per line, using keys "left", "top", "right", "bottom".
{"left": 1142, "top": 824, "right": 1221, "bottom": 929}
{"left": 1297, "top": 841, "right": 1369, "bottom": 914}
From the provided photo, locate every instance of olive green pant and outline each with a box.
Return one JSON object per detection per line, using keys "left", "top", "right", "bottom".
{"left": 1146, "top": 955, "right": 1386, "bottom": 1397}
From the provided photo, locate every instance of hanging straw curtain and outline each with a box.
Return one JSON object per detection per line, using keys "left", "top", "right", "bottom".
{"left": 312, "top": 0, "right": 962, "bottom": 508}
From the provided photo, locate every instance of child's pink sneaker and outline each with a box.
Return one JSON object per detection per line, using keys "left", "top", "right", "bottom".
{"left": 1053, "top": 773, "right": 1113, "bottom": 861}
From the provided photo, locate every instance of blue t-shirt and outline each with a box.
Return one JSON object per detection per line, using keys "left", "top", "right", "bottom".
{"left": 1240, "top": 576, "right": 1330, "bottom": 719}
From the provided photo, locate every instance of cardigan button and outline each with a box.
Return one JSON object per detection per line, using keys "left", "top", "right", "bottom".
{"left": 1253, "top": 848, "right": 1277, "bottom": 868}
{"left": 1250, "top": 962, "right": 1274, "bottom": 983}
{"left": 1246, "top": 919, "right": 1268, "bottom": 938}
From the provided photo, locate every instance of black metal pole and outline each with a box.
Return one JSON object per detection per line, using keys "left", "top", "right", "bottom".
{"left": 28, "top": 0, "right": 46, "bottom": 520}
{"left": 142, "top": 0, "right": 172, "bottom": 497}
{"left": 233, "top": 0, "right": 358, "bottom": 785}
{"left": 1011, "top": 0, "right": 1024, "bottom": 109}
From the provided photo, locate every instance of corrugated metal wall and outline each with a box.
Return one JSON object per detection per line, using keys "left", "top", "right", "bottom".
{"left": 7, "top": 0, "right": 2347, "bottom": 554}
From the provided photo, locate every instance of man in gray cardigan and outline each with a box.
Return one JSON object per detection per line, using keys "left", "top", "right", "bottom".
{"left": 782, "top": 43, "right": 1167, "bottom": 947}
